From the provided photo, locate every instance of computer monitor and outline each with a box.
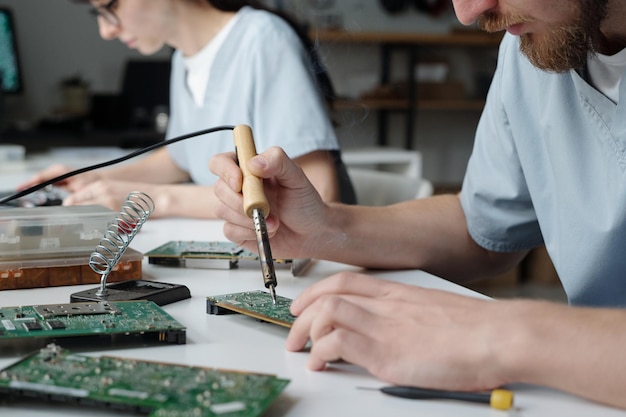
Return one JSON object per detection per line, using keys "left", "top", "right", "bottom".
{"left": 0, "top": 7, "right": 23, "bottom": 95}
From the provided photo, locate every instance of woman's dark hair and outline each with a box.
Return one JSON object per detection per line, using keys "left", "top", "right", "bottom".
{"left": 208, "top": 0, "right": 336, "bottom": 107}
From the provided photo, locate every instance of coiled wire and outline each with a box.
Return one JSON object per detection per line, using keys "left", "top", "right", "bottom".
{"left": 90, "top": 191, "right": 155, "bottom": 296}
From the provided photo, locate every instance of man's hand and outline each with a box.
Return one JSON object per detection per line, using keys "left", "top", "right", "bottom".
{"left": 210, "top": 146, "right": 333, "bottom": 259}
{"left": 286, "top": 272, "right": 512, "bottom": 391}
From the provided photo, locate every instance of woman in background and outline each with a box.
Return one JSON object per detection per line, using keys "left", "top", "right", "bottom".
{"left": 21, "top": 0, "right": 355, "bottom": 217}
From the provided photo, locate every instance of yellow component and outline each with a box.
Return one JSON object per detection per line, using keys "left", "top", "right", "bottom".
{"left": 490, "top": 389, "right": 514, "bottom": 410}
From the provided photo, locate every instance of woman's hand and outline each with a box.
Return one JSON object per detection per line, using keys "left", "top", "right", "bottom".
{"left": 18, "top": 163, "right": 102, "bottom": 192}
{"left": 61, "top": 179, "right": 148, "bottom": 212}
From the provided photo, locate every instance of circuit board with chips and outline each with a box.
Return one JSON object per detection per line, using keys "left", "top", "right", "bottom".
{"left": 0, "top": 300, "right": 186, "bottom": 350}
{"left": 0, "top": 343, "right": 290, "bottom": 417}
{"left": 145, "top": 240, "right": 252, "bottom": 269}
{"left": 146, "top": 240, "right": 311, "bottom": 275}
{"left": 207, "top": 290, "right": 295, "bottom": 328}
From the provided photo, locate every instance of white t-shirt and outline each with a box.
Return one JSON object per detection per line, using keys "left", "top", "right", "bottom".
{"left": 183, "top": 13, "right": 241, "bottom": 107}
{"left": 587, "top": 48, "right": 626, "bottom": 104}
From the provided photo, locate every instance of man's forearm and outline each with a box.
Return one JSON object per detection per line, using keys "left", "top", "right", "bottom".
{"left": 495, "top": 300, "right": 626, "bottom": 409}
{"left": 316, "top": 194, "right": 522, "bottom": 280}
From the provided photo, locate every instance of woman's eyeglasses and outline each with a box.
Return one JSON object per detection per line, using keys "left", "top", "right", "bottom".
{"left": 89, "top": 0, "right": 120, "bottom": 27}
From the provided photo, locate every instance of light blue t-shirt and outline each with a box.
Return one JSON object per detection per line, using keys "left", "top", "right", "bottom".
{"left": 166, "top": 7, "right": 339, "bottom": 185}
{"left": 460, "top": 34, "right": 626, "bottom": 307}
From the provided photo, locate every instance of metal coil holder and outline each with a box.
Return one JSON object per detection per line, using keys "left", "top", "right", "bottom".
{"left": 89, "top": 191, "right": 155, "bottom": 296}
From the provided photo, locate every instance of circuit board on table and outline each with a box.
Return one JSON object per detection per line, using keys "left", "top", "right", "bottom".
{"left": 207, "top": 290, "right": 295, "bottom": 328}
{"left": 0, "top": 343, "right": 290, "bottom": 417}
{"left": 0, "top": 300, "right": 186, "bottom": 350}
{"left": 146, "top": 240, "right": 311, "bottom": 275}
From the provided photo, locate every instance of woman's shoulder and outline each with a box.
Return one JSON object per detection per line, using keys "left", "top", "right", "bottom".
{"left": 235, "top": 7, "right": 301, "bottom": 47}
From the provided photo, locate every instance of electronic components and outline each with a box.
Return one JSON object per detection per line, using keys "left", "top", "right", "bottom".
{"left": 146, "top": 240, "right": 251, "bottom": 269}
{"left": 207, "top": 290, "right": 295, "bottom": 328}
{"left": 0, "top": 300, "right": 186, "bottom": 351}
{"left": 0, "top": 343, "right": 290, "bottom": 417}
{"left": 145, "top": 240, "right": 311, "bottom": 276}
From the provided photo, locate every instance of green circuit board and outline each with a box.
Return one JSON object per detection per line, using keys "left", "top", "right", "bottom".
{"left": 145, "top": 241, "right": 306, "bottom": 273}
{"left": 207, "top": 290, "right": 295, "bottom": 328}
{"left": 0, "top": 300, "right": 186, "bottom": 348}
{"left": 146, "top": 240, "right": 250, "bottom": 259}
{"left": 0, "top": 343, "right": 290, "bottom": 417}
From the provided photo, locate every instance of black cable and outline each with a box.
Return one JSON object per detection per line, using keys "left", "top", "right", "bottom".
{"left": 0, "top": 124, "right": 236, "bottom": 206}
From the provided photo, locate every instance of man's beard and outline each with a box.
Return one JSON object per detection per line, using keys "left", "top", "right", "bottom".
{"left": 519, "top": 26, "right": 591, "bottom": 73}
{"left": 476, "top": 2, "right": 608, "bottom": 73}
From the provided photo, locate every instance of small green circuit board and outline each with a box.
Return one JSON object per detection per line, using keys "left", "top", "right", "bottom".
{"left": 0, "top": 300, "right": 186, "bottom": 349}
{"left": 146, "top": 240, "right": 250, "bottom": 260}
{"left": 0, "top": 343, "right": 290, "bottom": 417}
{"left": 146, "top": 241, "right": 256, "bottom": 269}
{"left": 207, "top": 290, "right": 295, "bottom": 328}
{"left": 145, "top": 241, "right": 307, "bottom": 273}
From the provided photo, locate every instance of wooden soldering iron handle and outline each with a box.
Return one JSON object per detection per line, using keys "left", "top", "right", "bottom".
{"left": 233, "top": 124, "right": 270, "bottom": 218}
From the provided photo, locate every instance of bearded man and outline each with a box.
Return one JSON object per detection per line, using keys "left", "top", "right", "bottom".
{"left": 209, "top": 0, "right": 626, "bottom": 409}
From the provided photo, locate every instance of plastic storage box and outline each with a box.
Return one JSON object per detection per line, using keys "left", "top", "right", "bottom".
{"left": 0, "top": 205, "right": 116, "bottom": 260}
{"left": 0, "top": 205, "right": 144, "bottom": 290}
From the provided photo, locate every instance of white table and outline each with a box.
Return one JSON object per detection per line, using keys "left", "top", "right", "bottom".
{"left": 0, "top": 217, "right": 624, "bottom": 417}
{"left": 1, "top": 153, "right": 624, "bottom": 417}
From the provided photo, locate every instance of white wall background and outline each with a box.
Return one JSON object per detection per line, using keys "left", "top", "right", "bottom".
{"left": 1, "top": 0, "right": 497, "bottom": 185}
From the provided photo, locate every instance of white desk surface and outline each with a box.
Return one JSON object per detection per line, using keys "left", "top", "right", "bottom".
{"left": 1, "top": 157, "right": 625, "bottom": 416}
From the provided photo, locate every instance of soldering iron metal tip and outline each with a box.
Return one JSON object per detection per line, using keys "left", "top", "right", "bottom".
{"left": 269, "top": 284, "right": 277, "bottom": 305}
